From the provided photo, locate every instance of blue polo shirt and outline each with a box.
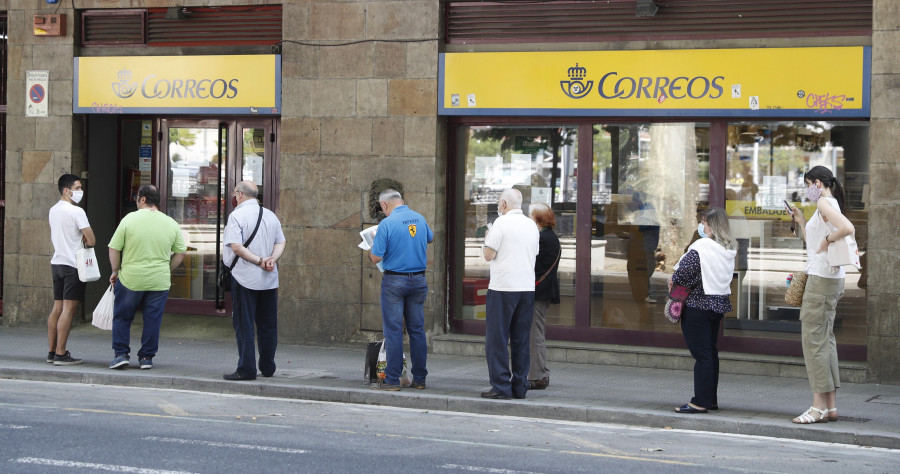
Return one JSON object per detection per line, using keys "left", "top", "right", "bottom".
{"left": 371, "top": 205, "right": 433, "bottom": 273}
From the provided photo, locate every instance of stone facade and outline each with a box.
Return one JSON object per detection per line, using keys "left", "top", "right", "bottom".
{"left": 1, "top": 1, "right": 897, "bottom": 384}
{"left": 867, "top": 0, "right": 900, "bottom": 383}
{"left": 3, "top": 0, "right": 83, "bottom": 325}
{"left": 278, "top": 0, "right": 444, "bottom": 345}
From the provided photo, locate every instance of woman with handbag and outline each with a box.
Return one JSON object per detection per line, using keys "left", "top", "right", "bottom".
{"left": 527, "top": 203, "right": 561, "bottom": 390}
{"left": 788, "top": 166, "right": 855, "bottom": 424}
{"left": 671, "top": 208, "right": 736, "bottom": 414}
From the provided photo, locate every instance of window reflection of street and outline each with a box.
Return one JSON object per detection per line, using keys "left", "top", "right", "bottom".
{"left": 457, "top": 121, "right": 867, "bottom": 348}
{"left": 167, "top": 127, "right": 227, "bottom": 302}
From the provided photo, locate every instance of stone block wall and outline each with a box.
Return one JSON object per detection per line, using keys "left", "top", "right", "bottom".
{"left": 867, "top": 0, "right": 900, "bottom": 383}
{"left": 3, "top": 2, "right": 80, "bottom": 326}
{"left": 279, "top": 0, "right": 444, "bottom": 345}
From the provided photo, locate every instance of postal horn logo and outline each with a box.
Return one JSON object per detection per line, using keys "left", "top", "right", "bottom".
{"left": 408, "top": 224, "right": 417, "bottom": 238}
{"left": 560, "top": 63, "right": 593, "bottom": 99}
{"left": 112, "top": 68, "right": 138, "bottom": 99}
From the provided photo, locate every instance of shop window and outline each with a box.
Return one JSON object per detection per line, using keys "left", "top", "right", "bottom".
{"left": 459, "top": 125, "right": 578, "bottom": 325}
{"left": 589, "top": 123, "right": 710, "bottom": 331}
{"left": 723, "top": 122, "right": 868, "bottom": 345}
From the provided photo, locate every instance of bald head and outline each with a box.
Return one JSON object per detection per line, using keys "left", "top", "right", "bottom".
{"left": 498, "top": 188, "right": 523, "bottom": 215}
{"left": 236, "top": 180, "right": 259, "bottom": 198}
{"left": 233, "top": 180, "right": 259, "bottom": 205}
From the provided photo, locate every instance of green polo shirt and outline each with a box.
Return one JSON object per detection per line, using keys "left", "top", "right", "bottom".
{"left": 109, "top": 209, "right": 187, "bottom": 291}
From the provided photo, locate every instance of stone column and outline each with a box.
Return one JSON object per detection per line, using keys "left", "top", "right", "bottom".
{"left": 278, "top": 1, "right": 443, "bottom": 344}
{"left": 4, "top": 3, "right": 81, "bottom": 326}
{"left": 867, "top": 0, "right": 900, "bottom": 383}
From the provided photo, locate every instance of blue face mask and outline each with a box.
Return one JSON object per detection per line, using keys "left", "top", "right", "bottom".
{"left": 698, "top": 222, "right": 708, "bottom": 239}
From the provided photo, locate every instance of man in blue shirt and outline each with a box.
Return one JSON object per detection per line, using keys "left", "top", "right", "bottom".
{"left": 369, "top": 189, "right": 433, "bottom": 390}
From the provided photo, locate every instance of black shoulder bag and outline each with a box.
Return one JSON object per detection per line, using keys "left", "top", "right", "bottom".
{"left": 217, "top": 206, "right": 264, "bottom": 292}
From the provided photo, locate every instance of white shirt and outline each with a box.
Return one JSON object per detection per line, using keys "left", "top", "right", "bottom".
{"left": 484, "top": 209, "right": 539, "bottom": 291}
{"left": 805, "top": 196, "right": 845, "bottom": 279}
{"left": 49, "top": 201, "right": 91, "bottom": 268}
{"left": 223, "top": 200, "right": 286, "bottom": 290}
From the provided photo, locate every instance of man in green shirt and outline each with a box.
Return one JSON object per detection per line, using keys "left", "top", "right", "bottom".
{"left": 108, "top": 185, "right": 186, "bottom": 370}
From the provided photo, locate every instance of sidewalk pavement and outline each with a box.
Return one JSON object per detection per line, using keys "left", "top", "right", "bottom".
{"left": 2, "top": 322, "right": 899, "bottom": 449}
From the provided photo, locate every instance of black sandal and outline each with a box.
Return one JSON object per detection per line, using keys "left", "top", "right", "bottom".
{"left": 675, "top": 403, "right": 708, "bottom": 414}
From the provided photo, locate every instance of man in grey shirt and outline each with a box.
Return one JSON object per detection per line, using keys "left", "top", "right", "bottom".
{"left": 222, "top": 181, "right": 286, "bottom": 381}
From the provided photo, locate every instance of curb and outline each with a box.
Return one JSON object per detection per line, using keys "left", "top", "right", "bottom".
{"left": 3, "top": 367, "right": 898, "bottom": 450}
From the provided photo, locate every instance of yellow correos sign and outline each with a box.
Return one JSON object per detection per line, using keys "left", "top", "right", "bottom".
{"left": 439, "top": 47, "right": 869, "bottom": 118}
{"left": 75, "top": 55, "right": 281, "bottom": 114}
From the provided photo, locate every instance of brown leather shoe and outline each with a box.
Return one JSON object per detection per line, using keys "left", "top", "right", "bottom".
{"left": 528, "top": 377, "right": 549, "bottom": 390}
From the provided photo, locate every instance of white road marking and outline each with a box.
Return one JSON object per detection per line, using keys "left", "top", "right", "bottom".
{"left": 14, "top": 457, "right": 195, "bottom": 474}
{"left": 439, "top": 465, "right": 540, "bottom": 474}
{"left": 143, "top": 436, "right": 307, "bottom": 454}
{"left": 0, "top": 423, "right": 30, "bottom": 429}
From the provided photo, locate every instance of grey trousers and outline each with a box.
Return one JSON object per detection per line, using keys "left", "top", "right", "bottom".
{"left": 799, "top": 275, "right": 844, "bottom": 394}
{"left": 528, "top": 299, "right": 551, "bottom": 381}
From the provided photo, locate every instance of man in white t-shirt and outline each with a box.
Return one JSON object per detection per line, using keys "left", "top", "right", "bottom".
{"left": 47, "top": 174, "right": 95, "bottom": 366}
{"left": 480, "top": 188, "right": 539, "bottom": 400}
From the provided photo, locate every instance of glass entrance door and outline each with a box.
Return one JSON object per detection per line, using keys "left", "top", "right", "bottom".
{"left": 159, "top": 118, "right": 277, "bottom": 313}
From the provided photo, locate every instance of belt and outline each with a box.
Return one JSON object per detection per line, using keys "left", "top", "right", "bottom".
{"left": 384, "top": 270, "right": 425, "bottom": 276}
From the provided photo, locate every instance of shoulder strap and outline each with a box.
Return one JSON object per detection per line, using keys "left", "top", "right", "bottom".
{"left": 536, "top": 248, "right": 562, "bottom": 285}
{"left": 228, "top": 206, "right": 265, "bottom": 270}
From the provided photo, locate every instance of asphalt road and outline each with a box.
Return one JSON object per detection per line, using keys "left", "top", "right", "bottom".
{"left": 0, "top": 380, "right": 897, "bottom": 473}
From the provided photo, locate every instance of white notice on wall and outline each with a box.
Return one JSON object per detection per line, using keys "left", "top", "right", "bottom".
{"left": 532, "top": 187, "right": 551, "bottom": 206}
{"left": 759, "top": 175, "right": 787, "bottom": 210}
{"left": 25, "top": 70, "right": 49, "bottom": 118}
{"left": 243, "top": 155, "right": 264, "bottom": 186}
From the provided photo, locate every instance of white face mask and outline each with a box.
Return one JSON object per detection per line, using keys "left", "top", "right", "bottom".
{"left": 70, "top": 190, "right": 84, "bottom": 204}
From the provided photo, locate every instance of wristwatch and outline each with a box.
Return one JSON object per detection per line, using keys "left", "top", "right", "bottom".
{"left": 257, "top": 257, "right": 263, "bottom": 265}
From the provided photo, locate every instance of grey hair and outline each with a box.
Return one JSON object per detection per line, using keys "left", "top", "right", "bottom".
{"left": 529, "top": 202, "right": 549, "bottom": 218}
{"left": 500, "top": 188, "right": 523, "bottom": 209}
{"left": 702, "top": 208, "right": 736, "bottom": 251}
{"left": 236, "top": 181, "right": 259, "bottom": 198}
{"left": 378, "top": 188, "right": 403, "bottom": 203}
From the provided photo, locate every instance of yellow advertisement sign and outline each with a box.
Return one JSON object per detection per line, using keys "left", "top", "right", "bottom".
{"left": 726, "top": 201, "right": 815, "bottom": 222}
{"left": 439, "top": 47, "right": 869, "bottom": 118}
{"left": 75, "top": 55, "right": 281, "bottom": 114}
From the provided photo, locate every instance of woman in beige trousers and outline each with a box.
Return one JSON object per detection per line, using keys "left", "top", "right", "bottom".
{"left": 788, "top": 166, "right": 855, "bottom": 424}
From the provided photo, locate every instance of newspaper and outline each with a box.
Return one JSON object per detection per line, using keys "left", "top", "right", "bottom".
{"left": 358, "top": 225, "right": 383, "bottom": 273}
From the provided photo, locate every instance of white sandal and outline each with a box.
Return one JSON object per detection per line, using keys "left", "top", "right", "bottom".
{"left": 792, "top": 406, "right": 828, "bottom": 424}
{"left": 827, "top": 408, "right": 838, "bottom": 422}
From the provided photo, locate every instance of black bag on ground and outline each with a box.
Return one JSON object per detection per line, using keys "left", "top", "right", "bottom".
{"left": 217, "top": 206, "right": 264, "bottom": 293}
{"left": 364, "top": 340, "right": 383, "bottom": 384}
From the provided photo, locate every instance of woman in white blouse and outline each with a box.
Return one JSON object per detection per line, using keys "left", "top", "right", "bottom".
{"left": 788, "top": 166, "right": 855, "bottom": 424}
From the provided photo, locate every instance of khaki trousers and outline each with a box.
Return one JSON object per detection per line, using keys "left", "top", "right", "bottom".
{"left": 799, "top": 275, "right": 844, "bottom": 393}
{"left": 528, "top": 299, "right": 551, "bottom": 381}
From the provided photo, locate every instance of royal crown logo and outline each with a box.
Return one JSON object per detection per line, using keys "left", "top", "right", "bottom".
{"left": 560, "top": 63, "right": 593, "bottom": 99}
{"left": 112, "top": 68, "right": 138, "bottom": 99}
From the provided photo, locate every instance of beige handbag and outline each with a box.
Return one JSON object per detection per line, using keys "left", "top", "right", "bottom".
{"left": 785, "top": 271, "right": 808, "bottom": 307}
{"left": 827, "top": 232, "right": 862, "bottom": 270}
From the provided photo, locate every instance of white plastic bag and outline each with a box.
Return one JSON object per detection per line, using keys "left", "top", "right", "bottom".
{"left": 92, "top": 284, "right": 115, "bottom": 331}
{"left": 76, "top": 247, "right": 101, "bottom": 282}
{"left": 376, "top": 339, "right": 412, "bottom": 386}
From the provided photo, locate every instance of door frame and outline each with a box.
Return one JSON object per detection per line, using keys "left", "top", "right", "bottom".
{"left": 156, "top": 116, "right": 279, "bottom": 316}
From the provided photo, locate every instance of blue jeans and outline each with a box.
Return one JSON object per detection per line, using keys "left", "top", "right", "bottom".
{"left": 380, "top": 274, "right": 428, "bottom": 385}
{"left": 485, "top": 290, "right": 534, "bottom": 398}
{"left": 112, "top": 280, "right": 169, "bottom": 359}
{"left": 680, "top": 307, "right": 722, "bottom": 408}
{"left": 231, "top": 280, "right": 278, "bottom": 377}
